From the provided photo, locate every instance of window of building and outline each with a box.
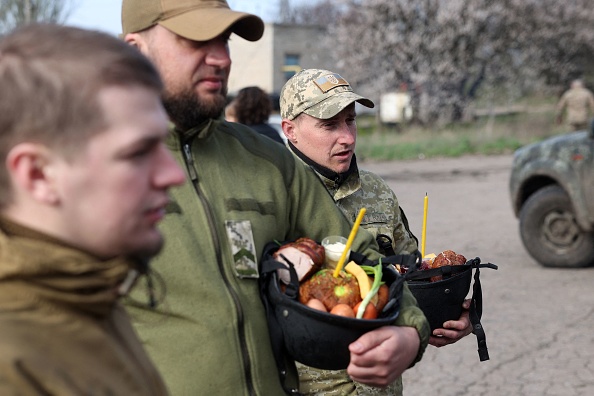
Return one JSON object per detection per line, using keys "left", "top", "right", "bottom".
{"left": 283, "top": 54, "right": 301, "bottom": 81}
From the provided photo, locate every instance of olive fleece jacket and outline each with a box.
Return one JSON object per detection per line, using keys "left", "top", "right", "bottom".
{"left": 125, "top": 119, "right": 429, "bottom": 395}
{"left": 0, "top": 219, "right": 168, "bottom": 395}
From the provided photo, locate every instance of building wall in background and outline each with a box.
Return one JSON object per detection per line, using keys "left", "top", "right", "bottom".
{"left": 228, "top": 23, "right": 334, "bottom": 99}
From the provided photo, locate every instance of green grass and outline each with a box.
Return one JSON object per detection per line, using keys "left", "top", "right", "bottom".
{"left": 355, "top": 103, "right": 567, "bottom": 161}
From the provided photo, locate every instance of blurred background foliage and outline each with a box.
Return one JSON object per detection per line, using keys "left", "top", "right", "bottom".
{"left": 279, "top": 0, "right": 594, "bottom": 159}
{"left": 2, "top": 0, "right": 592, "bottom": 159}
{"left": 0, "top": 0, "right": 75, "bottom": 34}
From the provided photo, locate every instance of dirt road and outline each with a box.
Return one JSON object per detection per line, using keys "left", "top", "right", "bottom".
{"left": 361, "top": 154, "right": 594, "bottom": 396}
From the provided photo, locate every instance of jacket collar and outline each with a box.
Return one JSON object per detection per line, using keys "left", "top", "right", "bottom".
{"left": 288, "top": 141, "right": 358, "bottom": 187}
{"left": 0, "top": 216, "right": 145, "bottom": 317}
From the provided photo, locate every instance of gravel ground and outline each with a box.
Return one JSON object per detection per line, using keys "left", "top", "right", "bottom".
{"left": 360, "top": 154, "right": 594, "bottom": 396}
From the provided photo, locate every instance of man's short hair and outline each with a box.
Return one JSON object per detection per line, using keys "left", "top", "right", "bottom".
{"left": 0, "top": 23, "right": 163, "bottom": 205}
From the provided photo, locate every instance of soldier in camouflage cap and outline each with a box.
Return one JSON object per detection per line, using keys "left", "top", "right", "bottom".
{"left": 280, "top": 68, "right": 374, "bottom": 121}
{"left": 280, "top": 69, "right": 474, "bottom": 396}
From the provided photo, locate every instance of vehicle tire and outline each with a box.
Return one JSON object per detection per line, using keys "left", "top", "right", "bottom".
{"left": 519, "top": 185, "right": 594, "bottom": 268}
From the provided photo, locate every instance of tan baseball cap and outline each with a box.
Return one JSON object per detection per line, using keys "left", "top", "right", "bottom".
{"left": 280, "top": 69, "right": 374, "bottom": 120}
{"left": 122, "top": 0, "right": 264, "bottom": 42}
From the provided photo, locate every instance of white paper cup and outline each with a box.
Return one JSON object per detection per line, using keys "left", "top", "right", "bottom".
{"left": 321, "top": 236, "right": 349, "bottom": 270}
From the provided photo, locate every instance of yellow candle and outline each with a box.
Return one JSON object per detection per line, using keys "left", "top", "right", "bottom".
{"left": 333, "top": 207, "right": 366, "bottom": 277}
{"left": 421, "top": 193, "right": 428, "bottom": 257}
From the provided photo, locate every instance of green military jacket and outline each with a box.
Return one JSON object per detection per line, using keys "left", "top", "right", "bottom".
{"left": 0, "top": 219, "right": 167, "bottom": 396}
{"left": 126, "top": 120, "right": 429, "bottom": 395}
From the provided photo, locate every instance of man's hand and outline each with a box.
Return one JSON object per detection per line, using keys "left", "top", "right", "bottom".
{"left": 346, "top": 325, "right": 420, "bottom": 388}
{"left": 429, "top": 299, "right": 473, "bottom": 347}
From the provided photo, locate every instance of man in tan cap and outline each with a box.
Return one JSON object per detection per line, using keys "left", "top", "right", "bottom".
{"left": 280, "top": 69, "right": 474, "bottom": 395}
{"left": 122, "top": 1, "right": 430, "bottom": 395}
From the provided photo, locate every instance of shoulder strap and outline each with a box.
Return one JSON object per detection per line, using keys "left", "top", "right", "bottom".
{"left": 376, "top": 233, "right": 397, "bottom": 257}
{"left": 258, "top": 244, "right": 303, "bottom": 395}
{"left": 349, "top": 248, "right": 422, "bottom": 270}
{"left": 468, "top": 263, "right": 493, "bottom": 361}
{"left": 399, "top": 207, "right": 419, "bottom": 247}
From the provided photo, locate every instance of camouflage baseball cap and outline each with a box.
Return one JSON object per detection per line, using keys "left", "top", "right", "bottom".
{"left": 121, "top": 0, "right": 264, "bottom": 42}
{"left": 280, "top": 69, "right": 374, "bottom": 120}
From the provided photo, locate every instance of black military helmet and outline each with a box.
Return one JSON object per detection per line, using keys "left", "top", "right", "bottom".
{"left": 406, "top": 264, "right": 473, "bottom": 331}
{"left": 259, "top": 241, "right": 416, "bottom": 371}
{"left": 405, "top": 257, "right": 498, "bottom": 361}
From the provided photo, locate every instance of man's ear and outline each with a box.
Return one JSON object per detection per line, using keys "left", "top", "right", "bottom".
{"left": 281, "top": 119, "right": 297, "bottom": 144}
{"left": 124, "top": 32, "right": 148, "bottom": 54}
{"left": 5, "top": 143, "right": 60, "bottom": 205}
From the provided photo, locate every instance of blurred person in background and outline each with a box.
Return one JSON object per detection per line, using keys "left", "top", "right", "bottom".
{"left": 224, "top": 98, "right": 238, "bottom": 122}
{"left": 228, "top": 86, "right": 284, "bottom": 144}
{"left": 556, "top": 79, "right": 594, "bottom": 131}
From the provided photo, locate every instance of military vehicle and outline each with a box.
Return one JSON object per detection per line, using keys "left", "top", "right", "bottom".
{"left": 509, "top": 121, "right": 594, "bottom": 267}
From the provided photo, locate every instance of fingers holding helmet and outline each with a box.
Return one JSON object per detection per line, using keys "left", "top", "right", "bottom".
{"left": 429, "top": 299, "right": 473, "bottom": 347}
{"left": 347, "top": 326, "right": 420, "bottom": 388}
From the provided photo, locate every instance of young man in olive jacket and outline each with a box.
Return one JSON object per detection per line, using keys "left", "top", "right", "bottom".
{"left": 0, "top": 24, "right": 186, "bottom": 394}
{"left": 121, "top": 1, "right": 431, "bottom": 394}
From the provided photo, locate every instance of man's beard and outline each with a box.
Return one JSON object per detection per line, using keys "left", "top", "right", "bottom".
{"left": 162, "top": 85, "right": 227, "bottom": 131}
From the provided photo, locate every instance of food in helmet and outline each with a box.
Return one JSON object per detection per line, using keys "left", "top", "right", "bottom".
{"left": 345, "top": 261, "right": 372, "bottom": 299}
{"left": 352, "top": 262, "right": 384, "bottom": 319}
{"left": 375, "top": 283, "right": 390, "bottom": 313}
{"left": 432, "top": 250, "right": 466, "bottom": 267}
{"left": 305, "top": 298, "right": 327, "bottom": 312}
{"left": 299, "top": 261, "right": 390, "bottom": 320}
{"left": 353, "top": 301, "right": 378, "bottom": 320}
{"left": 274, "top": 237, "right": 325, "bottom": 284}
{"left": 430, "top": 250, "right": 467, "bottom": 281}
{"left": 273, "top": 239, "right": 388, "bottom": 320}
{"left": 398, "top": 250, "right": 467, "bottom": 282}
{"left": 330, "top": 303, "right": 356, "bottom": 318}
{"left": 299, "top": 269, "right": 361, "bottom": 311}
{"left": 421, "top": 253, "right": 436, "bottom": 269}
{"left": 322, "top": 237, "right": 349, "bottom": 269}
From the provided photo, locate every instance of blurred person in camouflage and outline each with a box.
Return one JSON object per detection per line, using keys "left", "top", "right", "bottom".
{"left": 556, "top": 79, "right": 594, "bottom": 131}
{"left": 280, "top": 68, "right": 473, "bottom": 396}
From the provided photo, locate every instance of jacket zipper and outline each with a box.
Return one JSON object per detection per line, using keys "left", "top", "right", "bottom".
{"left": 182, "top": 142, "right": 256, "bottom": 396}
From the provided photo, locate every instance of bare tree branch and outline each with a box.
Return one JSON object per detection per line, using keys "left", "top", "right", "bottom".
{"left": 308, "top": 0, "right": 594, "bottom": 125}
{"left": 0, "top": 0, "right": 77, "bottom": 34}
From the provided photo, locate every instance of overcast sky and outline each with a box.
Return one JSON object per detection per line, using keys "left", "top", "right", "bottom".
{"left": 66, "top": 0, "right": 317, "bottom": 36}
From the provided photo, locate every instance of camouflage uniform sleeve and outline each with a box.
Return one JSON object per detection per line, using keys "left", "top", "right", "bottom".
{"left": 392, "top": 205, "right": 418, "bottom": 255}
{"left": 353, "top": 170, "right": 418, "bottom": 255}
{"left": 297, "top": 362, "right": 403, "bottom": 395}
